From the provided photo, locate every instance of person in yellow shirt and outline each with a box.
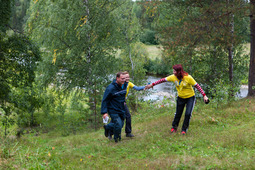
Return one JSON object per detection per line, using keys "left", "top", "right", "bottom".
{"left": 145, "top": 64, "right": 209, "bottom": 135}
{"left": 123, "top": 71, "right": 145, "bottom": 137}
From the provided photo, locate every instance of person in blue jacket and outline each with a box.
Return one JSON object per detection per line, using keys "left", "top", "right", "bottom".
{"left": 107, "top": 71, "right": 146, "bottom": 139}
{"left": 101, "top": 72, "right": 128, "bottom": 143}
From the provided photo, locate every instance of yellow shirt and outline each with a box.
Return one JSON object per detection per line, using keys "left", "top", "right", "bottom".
{"left": 125, "top": 82, "right": 135, "bottom": 98}
{"left": 166, "top": 74, "right": 197, "bottom": 98}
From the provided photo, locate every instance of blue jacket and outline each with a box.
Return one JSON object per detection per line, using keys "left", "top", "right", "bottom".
{"left": 101, "top": 79, "right": 128, "bottom": 116}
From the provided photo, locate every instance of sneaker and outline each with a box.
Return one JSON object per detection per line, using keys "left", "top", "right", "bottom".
{"left": 126, "top": 133, "right": 134, "bottom": 137}
{"left": 103, "top": 125, "right": 109, "bottom": 137}
{"left": 181, "top": 131, "right": 186, "bottom": 135}
{"left": 114, "top": 138, "right": 121, "bottom": 143}
{"left": 171, "top": 128, "right": 177, "bottom": 133}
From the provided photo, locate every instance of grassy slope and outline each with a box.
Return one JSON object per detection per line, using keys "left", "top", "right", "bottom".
{"left": 1, "top": 97, "right": 254, "bottom": 169}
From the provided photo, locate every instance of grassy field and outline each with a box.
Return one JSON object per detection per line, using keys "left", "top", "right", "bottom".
{"left": 115, "top": 44, "right": 163, "bottom": 60}
{"left": 145, "top": 43, "right": 251, "bottom": 60}
{"left": 244, "top": 43, "right": 250, "bottom": 55}
{"left": 116, "top": 43, "right": 249, "bottom": 61}
{"left": 145, "top": 45, "right": 163, "bottom": 60}
{"left": 1, "top": 97, "right": 254, "bottom": 169}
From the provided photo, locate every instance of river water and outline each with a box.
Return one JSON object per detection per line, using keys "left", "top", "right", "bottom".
{"left": 143, "top": 75, "right": 248, "bottom": 101}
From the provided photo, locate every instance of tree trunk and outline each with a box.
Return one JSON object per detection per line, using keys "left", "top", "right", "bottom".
{"left": 228, "top": 13, "right": 234, "bottom": 84}
{"left": 248, "top": 0, "right": 255, "bottom": 97}
{"left": 228, "top": 47, "right": 233, "bottom": 83}
{"left": 128, "top": 44, "right": 135, "bottom": 80}
{"left": 84, "top": 0, "right": 97, "bottom": 127}
{"left": 227, "top": 0, "right": 234, "bottom": 97}
{"left": 5, "top": 116, "right": 7, "bottom": 137}
{"left": 94, "top": 83, "right": 97, "bottom": 131}
{"left": 84, "top": 0, "right": 91, "bottom": 63}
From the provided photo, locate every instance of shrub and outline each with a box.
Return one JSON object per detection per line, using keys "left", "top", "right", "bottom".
{"left": 140, "top": 29, "right": 159, "bottom": 45}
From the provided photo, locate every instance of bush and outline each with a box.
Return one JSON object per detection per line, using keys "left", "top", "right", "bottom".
{"left": 144, "top": 58, "right": 170, "bottom": 75}
{"left": 140, "top": 29, "right": 158, "bottom": 45}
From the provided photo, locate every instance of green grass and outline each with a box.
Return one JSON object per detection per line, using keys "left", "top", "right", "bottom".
{"left": 145, "top": 45, "right": 163, "bottom": 60}
{"left": 117, "top": 43, "right": 249, "bottom": 60}
{"left": 144, "top": 43, "right": 250, "bottom": 60}
{"left": 244, "top": 43, "right": 250, "bottom": 55}
{"left": 115, "top": 44, "right": 163, "bottom": 60}
{"left": 1, "top": 97, "right": 255, "bottom": 169}
{"left": 117, "top": 43, "right": 249, "bottom": 61}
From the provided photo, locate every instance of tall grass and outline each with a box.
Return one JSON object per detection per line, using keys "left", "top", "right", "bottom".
{"left": 0, "top": 97, "right": 254, "bottom": 169}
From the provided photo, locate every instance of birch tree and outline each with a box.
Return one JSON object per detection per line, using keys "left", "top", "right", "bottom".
{"left": 26, "top": 0, "right": 125, "bottom": 129}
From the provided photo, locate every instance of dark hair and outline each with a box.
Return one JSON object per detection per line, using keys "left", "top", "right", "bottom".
{"left": 116, "top": 72, "right": 125, "bottom": 78}
{"left": 172, "top": 64, "right": 188, "bottom": 80}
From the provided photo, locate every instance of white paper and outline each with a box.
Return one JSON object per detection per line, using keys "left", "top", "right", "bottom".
{"left": 103, "top": 116, "right": 109, "bottom": 124}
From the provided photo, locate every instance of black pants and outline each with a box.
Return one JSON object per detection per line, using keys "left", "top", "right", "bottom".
{"left": 109, "top": 104, "right": 132, "bottom": 136}
{"left": 124, "top": 103, "right": 132, "bottom": 134}
{"left": 106, "top": 113, "right": 124, "bottom": 141}
{"left": 172, "top": 96, "right": 196, "bottom": 132}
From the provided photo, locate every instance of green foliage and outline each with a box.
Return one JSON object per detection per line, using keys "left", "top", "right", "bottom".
{"left": 10, "top": 0, "right": 31, "bottom": 32}
{"left": 26, "top": 0, "right": 129, "bottom": 129}
{"left": 113, "top": 1, "right": 148, "bottom": 110}
{"left": 1, "top": 0, "right": 41, "bottom": 135}
{"left": 0, "top": 0, "right": 12, "bottom": 32}
{"left": 10, "top": 85, "right": 42, "bottom": 128}
{"left": 0, "top": 34, "right": 40, "bottom": 90}
{"left": 144, "top": 57, "right": 170, "bottom": 75}
{"left": 133, "top": 1, "right": 142, "bottom": 19}
{"left": 137, "top": 1, "right": 158, "bottom": 30}
{"left": 134, "top": 2, "right": 159, "bottom": 45}
{"left": 121, "top": 42, "right": 148, "bottom": 82}
{"left": 0, "top": 33, "right": 41, "bottom": 136}
{"left": 119, "top": 42, "right": 148, "bottom": 110}
{"left": 207, "top": 80, "right": 235, "bottom": 108}
{"left": 146, "top": 1, "right": 250, "bottom": 99}
{"left": 188, "top": 44, "right": 249, "bottom": 100}
{"left": 114, "top": 0, "right": 141, "bottom": 47}
{"left": 140, "top": 29, "right": 158, "bottom": 45}
{"left": 27, "top": 0, "right": 120, "bottom": 88}
{"left": 0, "top": 108, "right": 18, "bottom": 137}
{"left": 35, "top": 88, "right": 90, "bottom": 135}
